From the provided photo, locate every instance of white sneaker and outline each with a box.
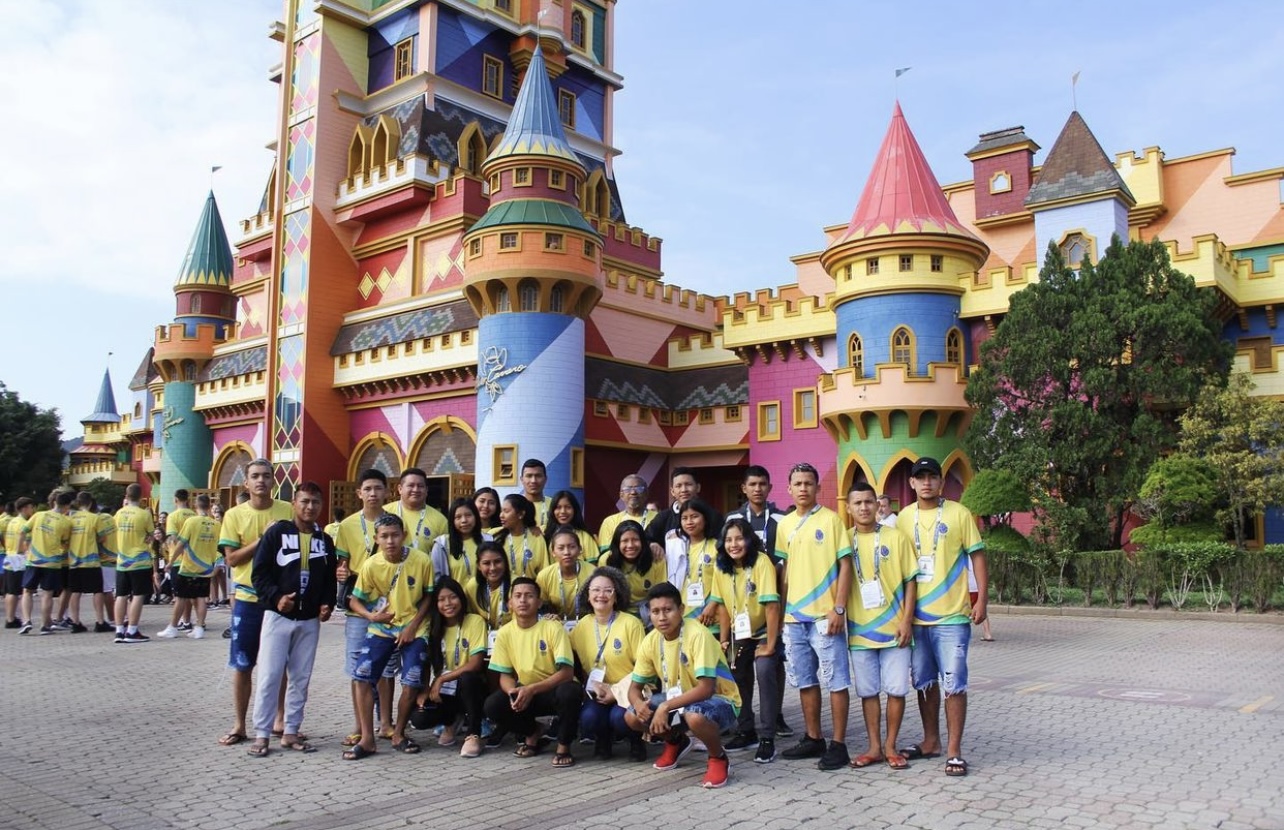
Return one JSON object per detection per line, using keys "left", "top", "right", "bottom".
{"left": 187, "top": 626, "right": 206, "bottom": 640}
{"left": 690, "top": 737, "right": 708, "bottom": 753}
{"left": 156, "top": 625, "right": 180, "bottom": 639}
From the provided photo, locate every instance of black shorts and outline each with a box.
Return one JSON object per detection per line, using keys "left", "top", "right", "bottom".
{"left": 115, "top": 569, "right": 153, "bottom": 598}
{"left": 67, "top": 567, "right": 104, "bottom": 594}
{"left": 175, "top": 574, "right": 211, "bottom": 599}
{"left": 3, "top": 571, "right": 22, "bottom": 596}
{"left": 23, "top": 568, "right": 64, "bottom": 593}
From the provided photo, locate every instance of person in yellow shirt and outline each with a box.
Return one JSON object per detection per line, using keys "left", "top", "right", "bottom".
{"left": 411, "top": 576, "right": 490, "bottom": 757}
{"left": 465, "top": 542, "right": 512, "bottom": 630}
{"left": 600, "top": 520, "right": 667, "bottom": 620}
{"left": 3, "top": 499, "right": 35, "bottom": 629}
{"left": 112, "top": 484, "right": 155, "bottom": 642}
{"left": 677, "top": 499, "right": 721, "bottom": 634}
{"left": 596, "top": 475, "right": 658, "bottom": 558}
{"left": 542, "top": 491, "right": 596, "bottom": 563}
{"left": 520, "top": 459, "right": 551, "bottom": 528}
{"left": 625, "top": 582, "right": 741, "bottom": 789}
{"left": 165, "top": 489, "right": 195, "bottom": 541}
{"left": 472, "top": 487, "right": 500, "bottom": 535}
{"left": 64, "top": 491, "right": 105, "bottom": 634}
{"left": 536, "top": 527, "right": 589, "bottom": 623}
{"left": 493, "top": 494, "right": 548, "bottom": 579}
{"left": 483, "top": 577, "right": 581, "bottom": 767}
{"left": 430, "top": 498, "right": 490, "bottom": 588}
{"left": 845, "top": 483, "right": 917, "bottom": 771}
{"left": 384, "top": 467, "right": 448, "bottom": 557}
{"left": 93, "top": 505, "right": 118, "bottom": 632}
{"left": 571, "top": 566, "right": 646, "bottom": 760}
{"left": 19, "top": 491, "right": 73, "bottom": 635}
{"left": 158, "top": 494, "right": 222, "bottom": 640}
{"left": 216, "top": 460, "right": 293, "bottom": 745}
{"left": 346, "top": 513, "right": 435, "bottom": 760}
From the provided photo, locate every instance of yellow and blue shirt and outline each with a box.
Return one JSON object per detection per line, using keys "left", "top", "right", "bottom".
{"left": 177, "top": 514, "right": 222, "bottom": 577}
{"left": 352, "top": 548, "right": 434, "bottom": 639}
{"left": 710, "top": 553, "right": 780, "bottom": 641}
{"left": 490, "top": 617, "right": 574, "bottom": 685}
{"left": 219, "top": 500, "right": 293, "bottom": 601}
{"left": 775, "top": 505, "right": 851, "bottom": 623}
{"left": 631, "top": 620, "right": 741, "bottom": 714}
{"left": 900, "top": 499, "right": 983, "bottom": 626}
{"left": 846, "top": 525, "right": 918, "bottom": 649}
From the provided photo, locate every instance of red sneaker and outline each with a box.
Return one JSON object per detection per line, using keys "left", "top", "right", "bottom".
{"left": 653, "top": 734, "right": 692, "bottom": 771}
{"left": 703, "top": 753, "right": 730, "bottom": 788}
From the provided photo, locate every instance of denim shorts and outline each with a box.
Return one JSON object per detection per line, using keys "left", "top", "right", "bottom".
{"left": 782, "top": 620, "right": 852, "bottom": 692}
{"left": 911, "top": 622, "right": 970, "bottom": 695}
{"left": 850, "top": 646, "right": 912, "bottom": 698}
{"left": 685, "top": 697, "right": 738, "bottom": 733}
{"left": 353, "top": 633, "right": 428, "bottom": 688}
{"left": 344, "top": 615, "right": 366, "bottom": 678}
{"left": 228, "top": 601, "right": 265, "bottom": 671}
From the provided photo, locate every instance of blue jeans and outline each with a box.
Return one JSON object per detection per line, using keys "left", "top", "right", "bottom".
{"left": 911, "top": 623, "right": 970, "bottom": 695}
{"left": 579, "top": 698, "right": 630, "bottom": 741}
{"left": 783, "top": 620, "right": 852, "bottom": 692}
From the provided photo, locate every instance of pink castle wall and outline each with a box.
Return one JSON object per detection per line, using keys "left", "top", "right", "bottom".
{"left": 746, "top": 353, "right": 839, "bottom": 504}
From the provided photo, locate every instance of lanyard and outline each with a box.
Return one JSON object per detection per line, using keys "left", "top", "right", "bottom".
{"left": 387, "top": 551, "right": 408, "bottom": 593}
{"left": 659, "top": 626, "right": 684, "bottom": 690}
{"left": 733, "top": 564, "right": 755, "bottom": 618}
{"left": 592, "top": 612, "right": 616, "bottom": 666}
{"left": 484, "top": 583, "right": 507, "bottom": 626}
{"left": 359, "top": 514, "right": 375, "bottom": 553}
{"left": 506, "top": 533, "right": 532, "bottom": 574}
{"left": 912, "top": 501, "right": 946, "bottom": 559}
{"left": 786, "top": 504, "right": 822, "bottom": 548}
{"left": 448, "top": 624, "right": 462, "bottom": 669}
{"left": 689, "top": 539, "right": 712, "bottom": 582}
{"left": 558, "top": 563, "right": 581, "bottom": 619}
{"left": 852, "top": 527, "right": 883, "bottom": 583}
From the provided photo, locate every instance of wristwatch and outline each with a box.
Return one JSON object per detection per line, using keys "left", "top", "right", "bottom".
{"left": 834, "top": 606, "right": 846, "bottom": 615}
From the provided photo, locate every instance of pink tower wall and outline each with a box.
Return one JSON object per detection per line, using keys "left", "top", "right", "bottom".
{"left": 746, "top": 353, "right": 839, "bottom": 505}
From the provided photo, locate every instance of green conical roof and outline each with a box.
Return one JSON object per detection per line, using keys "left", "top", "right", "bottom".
{"left": 175, "top": 191, "right": 234, "bottom": 289}
{"left": 487, "top": 45, "right": 579, "bottom": 165}
{"left": 82, "top": 368, "right": 120, "bottom": 425}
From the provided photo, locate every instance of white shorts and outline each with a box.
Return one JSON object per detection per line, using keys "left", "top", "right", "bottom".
{"left": 101, "top": 567, "right": 116, "bottom": 593}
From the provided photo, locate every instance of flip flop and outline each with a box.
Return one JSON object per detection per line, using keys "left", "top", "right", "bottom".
{"left": 342, "top": 744, "right": 375, "bottom": 761}
{"left": 514, "top": 742, "right": 542, "bottom": 758}
{"left": 945, "top": 756, "right": 968, "bottom": 776}
{"left": 281, "top": 740, "right": 316, "bottom": 753}
{"left": 886, "top": 754, "right": 909, "bottom": 770}
{"left": 850, "top": 754, "right": 884, "bottom": 768}
{"left": 900, "top": 744, "right": 941, "bottom": 761}
{"left": 246, "top": 741, "right": 270, "bottom": 758}
{"left": 391, "top": 737, "right": 421, "bottom": 754}
{"left": 341, "top": 733, "right": 363, "bottom": 747}
{"left": 552, "top": 751, "right": 575, "bottom": 768}
{"left": 272, "top": 729, "right": 310, "bottom": 740}
{"left": 218, "top": 732, "right": 247, "bottom": 746}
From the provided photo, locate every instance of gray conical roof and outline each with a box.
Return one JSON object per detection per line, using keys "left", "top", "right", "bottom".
{"left": 487, "top": 45, "right": 579, "bottom": 164}
{"left": 82, "top": 368, "right": 121, "bottom": 425}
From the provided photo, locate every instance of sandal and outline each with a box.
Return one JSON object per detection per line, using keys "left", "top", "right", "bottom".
{"left": 378, "top": 728, "right": 396, "bottom": 740}
{"left": 391, "top": 737, "right": 421, "bottom": 754}
{"left": 217, "top": 732, "right": 247, "bottom": 746}
{"left": 281, "top": 739, "right": 316, "bottom": 753}
{"left": 945, "top": 756, "right": 968, "bottom": 776}
{"left": 513, "top": 742, "right": 542, "bottom": 758}
{"left": 886, "top": 753, "right": 909, "bottom": 770}
{"left": 273, "top": 729, "right": 309, "bottom": 741}
{"left": 850, "top": 753, "right": 884, "bottom": 768}
{"left": 341, "top": 732, "right": 363, "bottom": 747}
{"left": 900, "top": 743, "right": 941, "bottom": 761}
{"left": 342, "top": 744, "right": 375, "bottom": 761}
{"left": 245, "top": 741, "right": 270, "bottom": 758}
{"left": 553, "top": 750, "right": 576, "bottom": 768}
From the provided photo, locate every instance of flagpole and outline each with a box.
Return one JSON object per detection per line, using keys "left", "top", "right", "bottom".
{"left": 1071, "top": 71, "right": 1080, "bottom": 111}
{"left": 894, "top": 66, "right": 912, "bottom": 99}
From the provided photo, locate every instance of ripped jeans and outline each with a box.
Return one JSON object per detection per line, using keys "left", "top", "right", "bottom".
{"left": 910, "top": 622, "right": 970, "bottom": 695}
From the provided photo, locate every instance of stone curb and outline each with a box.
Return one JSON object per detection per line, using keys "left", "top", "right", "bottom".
{"left": 991, "top": 604, "right": 1284, "bottom": 624}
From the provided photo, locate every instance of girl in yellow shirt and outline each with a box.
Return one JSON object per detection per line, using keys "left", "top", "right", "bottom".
{"left": 542, "top": 491, "right": 597, "bottom": 563}
{"left": 600, "top": 520, "right": 667, "bottom": 624}
{"left": 492, "top": 494, "right": 548, "bottom": 578}
{"left": 413, "top": 577, "right": 489, "bottom": 757}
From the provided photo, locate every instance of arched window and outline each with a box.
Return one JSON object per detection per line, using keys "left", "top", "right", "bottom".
{"left": 549, "top": 285, "right": 565, "bottom": 313}
{"left": 891, "top": 326, "right": 914, "bottom": 368}
{"left": 571, "top": 10, "right": 586, "bottom": 49}
{"left": 495, "top": 286, "right": 510, "bottom": 312}
{"left": 1061, "top": 232, "right": 1091, "bottom": 268}
{"left": 848, "top": 333, "right": 864, "bottom": 376}
{"left": 347, "top": 128, "right": 369, "bottom": 179}
{"left": 518, "top": 280, "right": 539, "bottom": 312}
{"left": 190, "top": 295, "right": 202, "bottom": 314}
{"left": 458, "top": 122, "right": 487, "bottom": 175}
{"left": 945, "top": 328, "right": 963, "bottom": 365}
{"left": 582, "top": 169, "right": 610, "bottom": 219}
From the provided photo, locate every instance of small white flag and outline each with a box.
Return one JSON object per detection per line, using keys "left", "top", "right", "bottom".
{"left": 1071, "top": 71, "right": 1081, "bottom": 86}
{"left": 895, "top": 67, "right": 912, "bottom": 78}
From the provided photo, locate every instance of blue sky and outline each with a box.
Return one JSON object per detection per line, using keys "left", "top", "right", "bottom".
{"left": 2, "top": 0, "right": 1281, "bottom": 434}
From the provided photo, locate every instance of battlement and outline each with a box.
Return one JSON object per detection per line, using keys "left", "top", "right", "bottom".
{"left": 600, "top": 271, "right": 723, "bottom": 326}
{"left": 818, "top": 362, "right": 971, "bottom": 443}
{"left": 593, "top": 218, "right": 663, "bottom": 271}
{"left": 1166, "top": 234, "right": 1284, "bottom": 306}
{"left": 667, "top": 331, "right": 740, "bottom": 369}
{"left": 721, "top": 293, "right": 834, "bottom": 350}
{"left": 153, "top": 324, "right": 227, "bottom": 382}
{"left": 728, "top": 285, "right": 812, "bottom": 312}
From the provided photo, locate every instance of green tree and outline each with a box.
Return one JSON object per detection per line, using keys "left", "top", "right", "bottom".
{"left": 1135, "top": 455, "right": 1218, "bottom": 529}
{"left": 960, "top": 469, "right": 1031, "bottom": 529}
{"left": 0, "top": 382, "right": 64, "bottom": 503}
{"left": 965, "top": 237, "right": 1230, "bottom": 551}
{"left": 82, "top": 478, "right": 127, "bottom": 513}
{"left": 1173, "top": 372, "right": 1284, "bottom": 549}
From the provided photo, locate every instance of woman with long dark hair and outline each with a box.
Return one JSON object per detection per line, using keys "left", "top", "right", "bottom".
{"left": 413, "top": 577, "right": 489, "bottom": 757}
{"left": 492, "top": 494, "right": 547, "bottom": 578}
{"left": 601, "top": 520, "right": 666, "bottom": 623}
{"left": 430, "top": 498, "right": 488, "bottom": 586}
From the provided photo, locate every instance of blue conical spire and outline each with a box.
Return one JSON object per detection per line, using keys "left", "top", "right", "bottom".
{"left": 82, "top": 368, "right": 120, "bottom": 425}
{"left": 174, "top": 191, "right": 234, "bottom": 289}
{"left": 487, "top": 45, "right": 579, "bottom": 164}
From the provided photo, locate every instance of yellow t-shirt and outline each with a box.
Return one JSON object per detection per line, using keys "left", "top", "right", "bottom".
{"left": 489, "top": 617, "right": 574, "bottom": 685}
{"left": 775, "top": 505, "right": 852, "bottom": 623}
{"left": 900, "top": 499, "right": 984, "bottom": 626}
{"left": 536, "top": 562, "right": 589, "bottom": 620}
{"left": 114, "top": 505, "right": 154, "bottom": 572}
{"left": 384, "top": 502, "right": 449, "bottom": 556}
{"left": 710, "top": 553, "right": 780, "bottom": 641}
{"left": 500, "top": 529, "right": 548, "bottom": 579}
{"left": 464, "top": 578, "right": 511, "bottom": 629}
{"left": 596, "top": 509, "right": 658, "bottom": 556}
{"left": 612, "top": 557, "right": 669, "bottom": 607}
{"left": 166, "top": 508, "right": 195, "bottom": 537}
{"left": 334, "top": 511, "right": 381, "bottom": 572}
{"left": 549, "top": 528, "right": 598, "bottom": 563}
{"left": 177, "top": 515, "right": 222, "bottom": 577}
{"left": 683, "top": 538, "right": 718, "bottom": 620}
{"left": 352, "top": 547, "right": 434, "bottom": 639}
{"left": 431, "top": 534, "right": 487, "bottom": 586}
{"left": 3, "top": 516, "right": 27, "bottom": 571}
{"left": 529, "top": 497, "right": 552, "bottom": 529}
{"left": 0, "top": 515, "right": 9, "bottom": 554}
{"left": 570, "top": 611, "right": 645, "bottom": 684}
{"left": 441, "top": 613, "right": 489, "bottom": 673}
{"left": 631, "top": 620, "right": 741, "bottom": 714}
{"left": 25, "top": 510, "right": 72, "bottom": 568}
{"left": 96, "top": 513, "right": 118, "bottom": 568}
{"left": 846, "top": 525, "right": 919, "bottom": 649}
{"left": 68, "top": 510, "right": 102, "bottom": 568}
{"left": 219, "top": 500, "right": 293, "bottom": 600}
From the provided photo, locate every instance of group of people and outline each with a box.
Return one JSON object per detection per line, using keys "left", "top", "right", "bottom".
{"left": 2, "top": 453, "right": 988, "bottom": 787}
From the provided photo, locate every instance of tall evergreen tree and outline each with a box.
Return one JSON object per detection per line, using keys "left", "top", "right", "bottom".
{"left": 0, "top": 382, "right": 64, "bottom": 503}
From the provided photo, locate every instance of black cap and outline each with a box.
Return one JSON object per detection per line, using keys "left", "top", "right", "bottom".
{"left": 909, "top": 457, "right": 942, "bottom": 478}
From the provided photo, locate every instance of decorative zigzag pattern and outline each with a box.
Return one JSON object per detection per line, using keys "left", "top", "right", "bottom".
{"left": 201, "top": 347, "right": 267, "bottom": 382}
{"left": 330, "top": 300, "right": 478, "bottom": 355}
{"left": 675, "top": 382, "right": 750, "bottom": 410}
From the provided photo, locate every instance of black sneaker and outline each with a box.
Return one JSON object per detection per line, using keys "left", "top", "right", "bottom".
{"left": 18, "top": 622, "right": 32, "bottom": 635}
{"left": 123, "top": 631, "right": 150, "bottom": 643}
{"left": 628, "top": 735, "right": 648, "bottom": 762}
{"left": 51, "top": 619, "right": 71, "bottom": 631}
{"left": 39, "top": 624, "right": 57, "bottom": 635}
{"left": 725, "top": 731, "right": 759, "bottom": 752}
{"left": 94, "top": 622, "right": 114, "bottom": 633}
{"left": 780, "top": 734, "right": 826, "bottom": 760}
{"left": 754, "top": 737, "right": 777, "bottom": 764}
{"left": 113, "top": 630, "right": 127, "bottom": 643}
{"left": 775, "top": 717, "right": 795, "bottom": 738}
{"left": 222, "top": 628, "right": 232, "bottom": 639}
{"left": 817, "top": 740, "right": 850, "bottom": 771}
{"left": 178, "top": 622, "right": 193, "bottom": 631}
{"left": 70, "top": 622, "right": 88, "bottom": 634}
{"left": 4, "top": 619, "right": 20, "bottom": 629}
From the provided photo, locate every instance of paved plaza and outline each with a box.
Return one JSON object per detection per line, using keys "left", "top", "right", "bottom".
{"left": 2, "top": 609, "right": 1281, "bottom": 830}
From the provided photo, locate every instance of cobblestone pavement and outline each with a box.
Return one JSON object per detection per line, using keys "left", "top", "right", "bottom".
{"left": 2, "top": 609, "right": 1281, "bottom": 830}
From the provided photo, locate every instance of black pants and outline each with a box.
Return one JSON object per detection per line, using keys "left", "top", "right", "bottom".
{"left": 410, "top": 671, "right": 486, "bottom": 736}
{"left": 483, "top": 680, "right": 582, "bottom": 746}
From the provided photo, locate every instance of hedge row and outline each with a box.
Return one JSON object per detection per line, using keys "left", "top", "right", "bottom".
{"left": 983, "top": 542, "right": 1284, "bottom": 613}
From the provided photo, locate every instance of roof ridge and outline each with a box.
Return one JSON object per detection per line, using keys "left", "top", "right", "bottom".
{"left": 1025, "top": 111, "right": 1135, "bottom": 207}
{"left": 486, "top": 45, "right": 579, "bottom": 165}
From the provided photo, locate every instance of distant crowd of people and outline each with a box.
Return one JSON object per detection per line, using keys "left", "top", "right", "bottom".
{"left": 1, "top": 455, "right": 988, "bottom": 786}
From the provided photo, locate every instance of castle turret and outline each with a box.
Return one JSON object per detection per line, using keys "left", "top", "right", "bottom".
{"left": 463, "top": 44, "right": 603, "bottom": 498}
{"left": 153, "top": 192, "right": 235, "bottom": 494}
{"left": 817, "top": 103, "right": 989, "bottom": 501}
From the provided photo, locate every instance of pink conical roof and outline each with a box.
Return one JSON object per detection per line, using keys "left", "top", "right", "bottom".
{"left": 837, "top": 102, "right": 978, "bottom": 244}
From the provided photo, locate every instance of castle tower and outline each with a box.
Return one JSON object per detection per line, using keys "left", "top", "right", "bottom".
{"left": 817, "top": 102, "right": 989, "bottom": 503}
{"left": 463, "top": 44, "right": 603, "bottom": 499}
{"left": 1025, "top": 111, "right": 1135, "bottom": 267}
{"left": 152, "top": 192, "right": 235, "bottom": 493}
{"left": 66, "top": 368, "right": 131, "bottom": 488}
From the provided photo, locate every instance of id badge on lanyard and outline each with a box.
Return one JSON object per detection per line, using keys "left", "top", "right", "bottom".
{"left": 860, "top": 579, "right": 885, "bottom": 610}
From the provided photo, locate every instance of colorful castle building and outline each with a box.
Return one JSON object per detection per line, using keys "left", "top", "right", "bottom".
{"left": 66, "top": 0, "right": 1284, "bottom": 542}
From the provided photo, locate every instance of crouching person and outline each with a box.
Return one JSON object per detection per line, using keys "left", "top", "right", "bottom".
{"left": 412, "top": 576, "right": 490, "bottom": 757}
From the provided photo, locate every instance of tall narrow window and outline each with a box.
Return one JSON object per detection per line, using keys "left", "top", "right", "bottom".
{"left": 945, "top": 328, "right": 963, "bottom": 365}
{"left": 848, "top": 333, "right": 864, "bottom": 375}
{"left": 493, "top": 0, "right": 513, "bottom": 14}
{"left": 549, "top": 286, "right": 565, "bottom": 313}
{"left": 758, "top": 402, "right": 781, "bottom": 441}
{"left": 866, "top": 257, "right": 880, "bottom": 275}
{"left": 891, "top": 326, "right": 914, "bottom": 368}
{"left": 394, "top": 39, "right": 414, "bottom": 81}
{"left": 571, "top": 10, "right": 586, "bottom": 49}
{"left": 558, "top": 90, "right": 576, "bottom": 129}
{"left": 495, "top": 286, "right": 510, "bottom": 312}
{"left": 482, "top": 56, "right": 503, "bottom": 98}
{"left": 519, "top": 280, "right": 539, "bottom": 312}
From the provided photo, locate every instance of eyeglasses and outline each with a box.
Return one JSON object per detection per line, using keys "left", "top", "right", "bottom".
{"left": 588, "top": 587, "right": 616, "bottom": 595}
{"left": 621, "top": 486, "right": 647, "bottom": 494}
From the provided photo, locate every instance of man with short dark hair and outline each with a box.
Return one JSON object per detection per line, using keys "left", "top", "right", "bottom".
{"left": 113, "top": 484, "right": 154, "bottom": 643}
{"left": 646, "top": 467, "right": 702, "bottom": 586}
{"left": 385, "top": 467, "right": 448, "bottom": 557}
{"left": 64, "top": 491, "right": 105, "bottom": 633}
{"left": 160, "top": 494, "right": 220, "bottom": 640}
{"left": 3, "top": 499, "right": 35, "bottom": 628}
{"left": 520, "top": 459, "right": 551, "bottom": 527}
{"left": 19, "top": 492, "right": 73, "bottom": 635}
